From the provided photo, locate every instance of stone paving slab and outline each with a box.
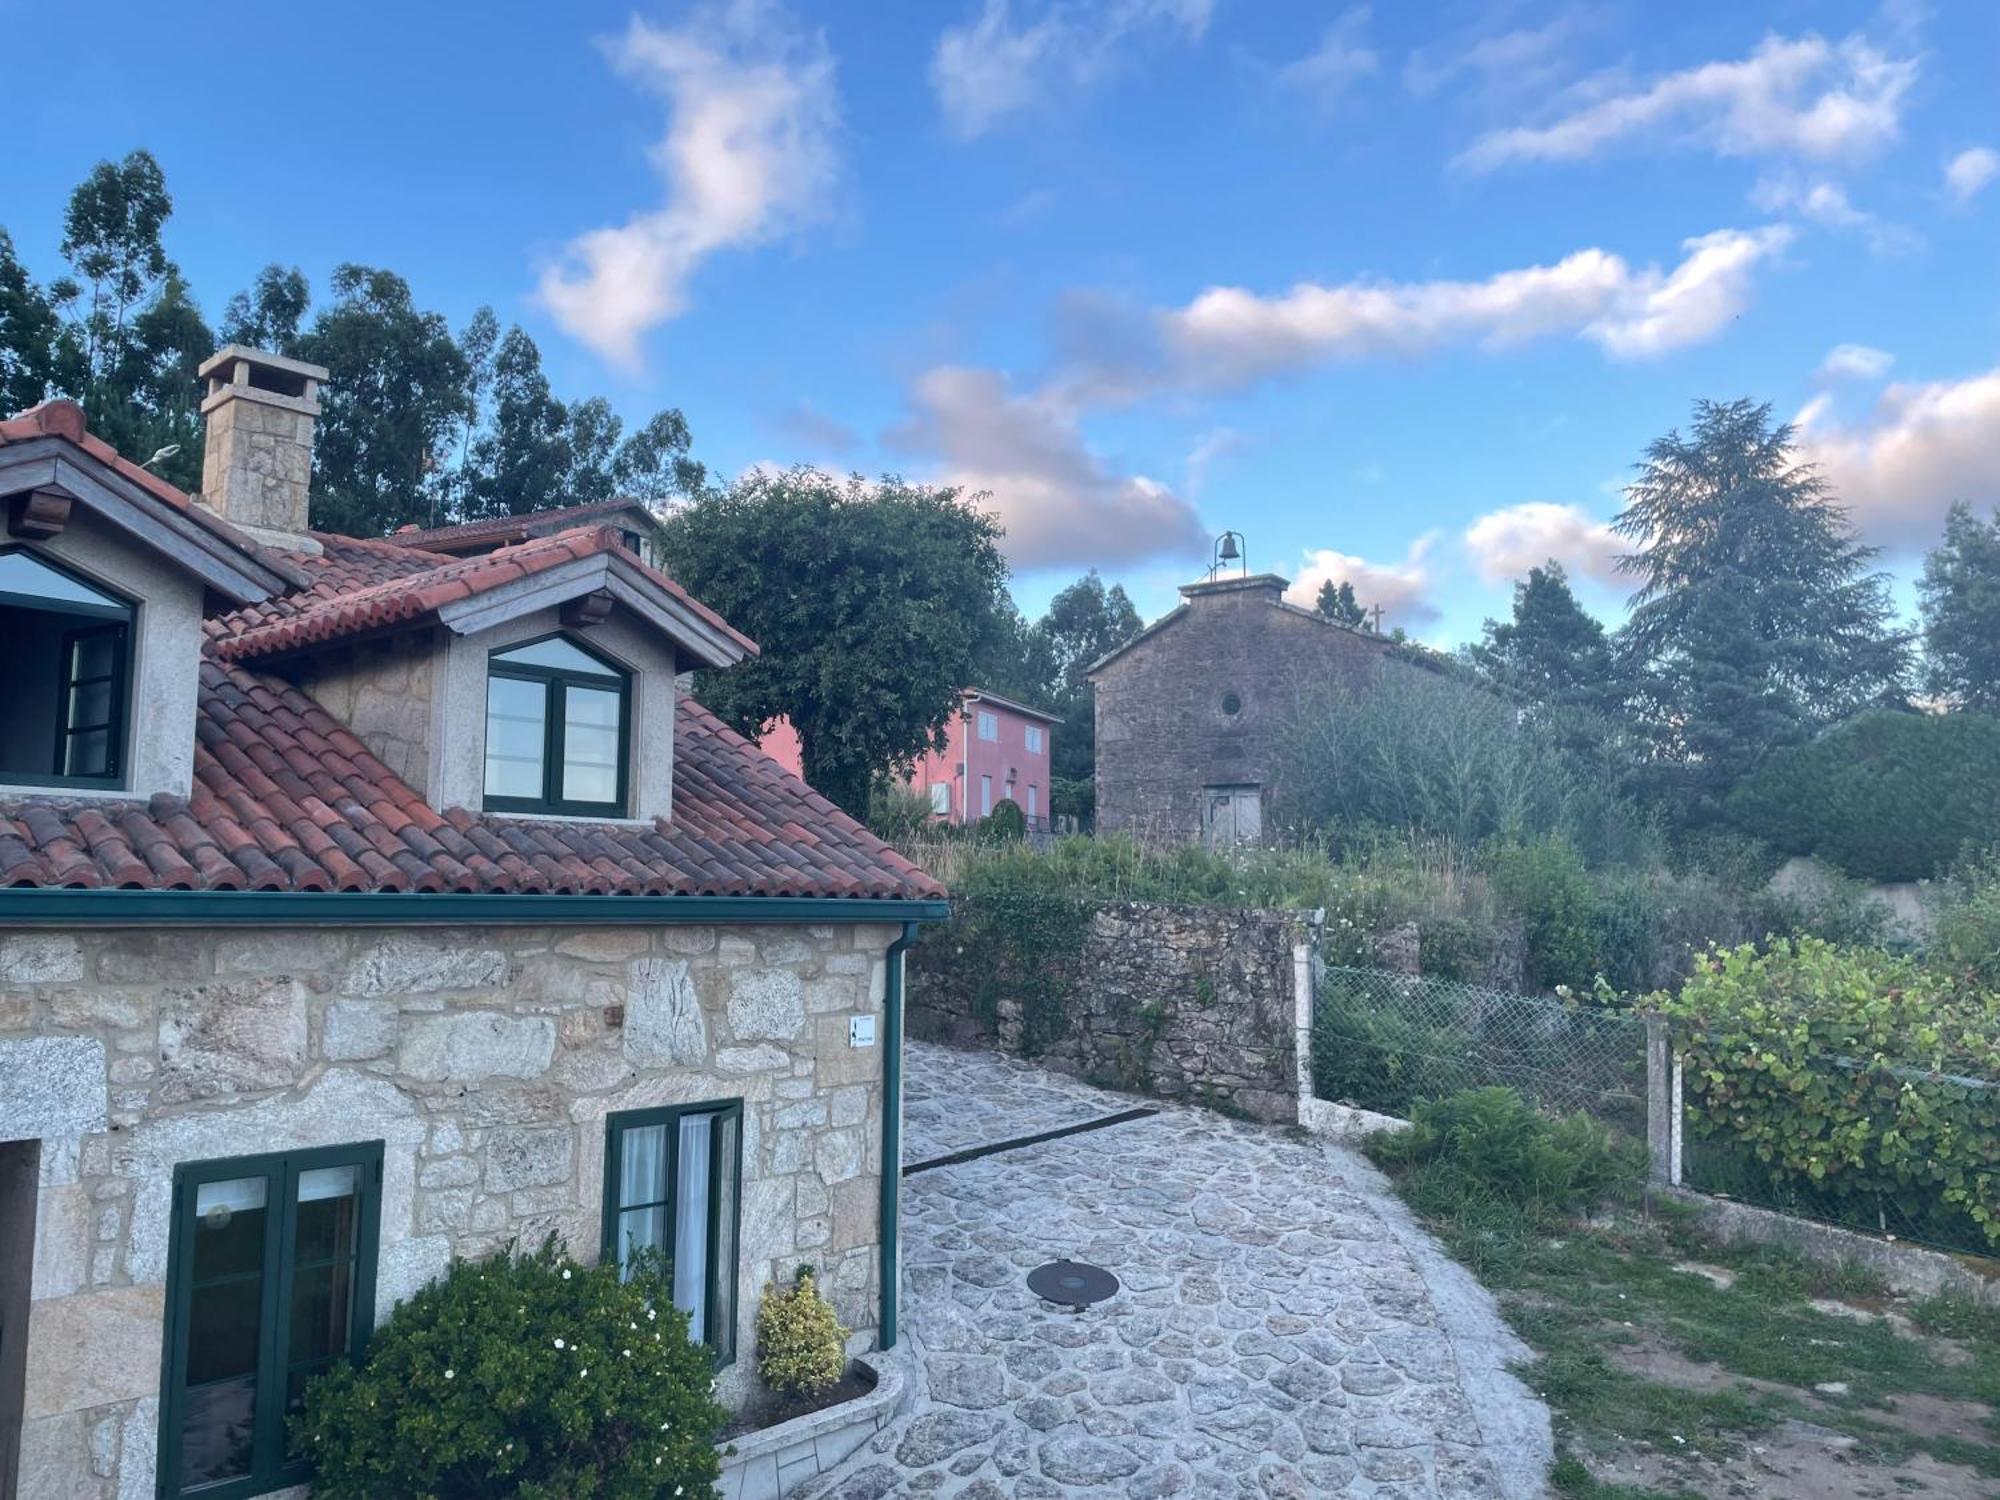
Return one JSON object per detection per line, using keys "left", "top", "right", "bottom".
{"left": 903, "top": 1043, "right": 1142, "bottom": 1161}
{"left": 802, "top": 1043, "right": 1553, "bottom": 1499}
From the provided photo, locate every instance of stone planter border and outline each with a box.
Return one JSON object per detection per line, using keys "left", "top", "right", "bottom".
{"left": 716, "top": 1351, "right": 909, "bottom": 1500}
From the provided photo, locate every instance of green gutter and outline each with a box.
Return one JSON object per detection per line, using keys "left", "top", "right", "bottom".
{"left": 879, "top": 920, "right": 920, "bottom": 1351}
{"left": 0, "top": 888, "right": 950, "bottom": 928}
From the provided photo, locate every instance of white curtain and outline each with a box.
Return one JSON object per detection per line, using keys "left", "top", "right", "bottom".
{"left": 673, "top": 1113, "right": 712, "bottom": 1342}
{"left": 617, "top": 1124, "right": 668, "bottom": 1273}
{"left": 296, "top": 1165, "right": 357, "bottom": 1204}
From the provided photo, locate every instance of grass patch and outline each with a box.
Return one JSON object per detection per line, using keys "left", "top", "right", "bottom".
{"left": 1374, "top": 1143, "right": 2000, "bottom": 1495}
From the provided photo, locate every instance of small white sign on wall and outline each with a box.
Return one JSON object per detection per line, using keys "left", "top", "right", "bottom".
{"left": 848, "top": 1016, "right": 877, "bottom": 1048}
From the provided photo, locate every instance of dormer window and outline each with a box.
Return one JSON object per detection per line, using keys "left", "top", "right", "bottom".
{"left": 482, "top": 634, "right": 630, "bottom": 816}
{"left": 0, "top": 547, "right": 133, "bottom": 788}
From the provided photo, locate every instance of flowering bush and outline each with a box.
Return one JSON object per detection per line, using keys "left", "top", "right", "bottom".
{"left": 755, "top": 1268, "right": 848, "bottom": 1401}
{"left": 294, "top": 1239, "right": 725, "bottom": 1499}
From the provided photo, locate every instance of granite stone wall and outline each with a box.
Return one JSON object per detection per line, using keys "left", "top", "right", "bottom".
{"left": 908, "top": 899, "right": 1314, "bottom": 1123}
{"left": 0, "top": 920, "right": 897, "bottom": 1500}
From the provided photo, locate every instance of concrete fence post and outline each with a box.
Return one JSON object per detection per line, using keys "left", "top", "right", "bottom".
{"left": 1645, "top": 1016, "right": 1675, "bottom": 1189}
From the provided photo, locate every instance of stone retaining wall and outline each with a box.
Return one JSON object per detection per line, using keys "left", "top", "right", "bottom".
{"left": 0, "top": 920, "right": 897, "bottom": 1500}
{"left": 907, "top": 900, "right": 1313, "bottom": 1122}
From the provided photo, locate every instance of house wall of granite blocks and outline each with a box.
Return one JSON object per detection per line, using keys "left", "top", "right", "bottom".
{"left": 0, "top": 919, "right": 898, "bottom": 1500}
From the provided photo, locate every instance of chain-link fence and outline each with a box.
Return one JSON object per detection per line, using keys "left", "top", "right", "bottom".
{"left": 1676, "top": 1048, "right": 2000, "bottom": 1260}
{"left": 1310, "top": 964, "right": 1650, "bottom": 1136}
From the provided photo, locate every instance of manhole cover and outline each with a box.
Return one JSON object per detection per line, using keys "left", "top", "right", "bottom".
{"left": 1027, "top": 1260, "right": 1120, "bottom": 1310}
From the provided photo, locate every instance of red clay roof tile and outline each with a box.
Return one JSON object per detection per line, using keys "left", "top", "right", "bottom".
{"left": 1, "top": 408, "right": 931, "bottom": 903}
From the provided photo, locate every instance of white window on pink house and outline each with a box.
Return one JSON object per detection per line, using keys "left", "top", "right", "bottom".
{"left": 1026, "top": 784, "right": 1038, "bottom": 820}
{"left": 980, "top": 774, "right": 993, "bottom": 814}
{"left": 976, "top": 710, "right": 999, "bottom": 742}
{"left": 1025, "top": 724, "right": 1044, "bottom": 753}
{"left": 930, "top": 783, "right": 950, "bottom": 816}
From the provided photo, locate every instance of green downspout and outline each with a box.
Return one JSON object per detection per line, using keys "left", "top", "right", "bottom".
{"left": 879, "top": 920, "right": 920, "bottom": 1350}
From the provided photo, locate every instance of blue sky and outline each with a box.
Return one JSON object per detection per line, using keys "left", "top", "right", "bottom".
{"left": 8, "top": 0, "right": 2000, "bottom": 644}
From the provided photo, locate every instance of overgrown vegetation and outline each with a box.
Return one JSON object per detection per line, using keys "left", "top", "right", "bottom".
{"left": 1312, "top": 967, "right": 1649, "bottom": 1128}
{"left": 294, "top": 1240, "right": 724, "bottom": 1500}
{"left": 1365, "top": 1086, "right": 1643, "bottom": 1214}
{"left": 913, "top": 831, "right": 1892, "bottom": 1001}
{"left": 1272, "top": 664, "right": 1660, "bottom": 870}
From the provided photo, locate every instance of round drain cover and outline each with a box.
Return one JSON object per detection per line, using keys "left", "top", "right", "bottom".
{"left": 1027, "top": 1260, "right": 1120, "bottom": 1309}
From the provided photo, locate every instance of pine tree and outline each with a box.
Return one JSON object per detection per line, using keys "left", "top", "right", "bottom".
{"left": 1920, "top": 502, "right": 2000, "bottom": 712}
{"left": 1615, "top": 399, "right": 1908, "bottom": 821}
{"left": 1314, "top": 579, "right": 1366, "bottom": 627}
{"left": 1471, "top": 562, "right": 1622, "bottom": 718}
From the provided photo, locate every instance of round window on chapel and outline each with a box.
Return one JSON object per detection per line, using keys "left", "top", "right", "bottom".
{"left": 1221, "top": 692, "right": 1242, "bottom": 716}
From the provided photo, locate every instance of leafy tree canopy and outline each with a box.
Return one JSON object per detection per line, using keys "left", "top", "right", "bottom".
{"left": 656, "top": 468, "right": 1012, "bottom": 815}
{"left": 1920, "top": 502, "right": 2000, "bottom": 713}
{"left": 1, "top": 154, "right": 707, "bottom": 536}
{"left": 0, "top": 229, "right": 71, "bottom": 417}
{"left": 291, "top": 264, "right": 472, "bottom": 536}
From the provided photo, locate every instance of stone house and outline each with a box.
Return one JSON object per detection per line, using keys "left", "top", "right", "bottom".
{"left": 1087, "top": 572, "right": 1403, "bottom": 847}
{"left": 0, "top": 346, "right": 945, "bottom": 1500}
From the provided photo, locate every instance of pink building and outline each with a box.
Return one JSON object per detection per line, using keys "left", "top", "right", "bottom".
{"left": 907, "top": 688, "right": 1059, "bottom": 829}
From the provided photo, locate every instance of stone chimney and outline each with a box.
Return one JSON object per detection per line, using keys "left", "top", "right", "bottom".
{"left": 197, "top": 344, "right": 329, "bottom": 551}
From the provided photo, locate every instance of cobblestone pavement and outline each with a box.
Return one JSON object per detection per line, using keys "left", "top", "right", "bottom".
{"left": 801, "top": 1043, "right": 1553, "bottom": 1499}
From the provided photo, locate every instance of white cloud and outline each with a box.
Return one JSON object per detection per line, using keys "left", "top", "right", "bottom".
{"left": 1285, "top": 536, "right": 1441, "bottom": 629}
{"left": 930, "top": 0, "right": 1212, "bottom": 139}
{"left": 1462, "top": 502, "right": 1624, "bottom": 586}
{"left": 1796, "top": 368, "right": 2000, "bottom": 548}
{"left": 539, "top": 3, "right": 840, "bottom": 368}
{"left": 1751, "top": 174, "right": 1920, "bottom": 255}
{"left": 1945, "top": 146, "right": 2000, "bottom": 204}
{"left": 1182, "top": 426, "right": 1244, "bottom": 495}
{"left": 891, "top": 365, "right": 1208, "bottom": 571}
{"left": 1279, "top": 8, "right": 1379, "bottom": 112}
{"left": 1457, "top": 32, "right": 1916, "bottom": 173}
{"left": 1816, "top": 343, "right": 1894, "bottom": 381}
{"left": 1100, "top": 225, "right": 1791, "bottom": 395}
{"left": 1404, "top": 10, "right": 1592, "bottom": 102}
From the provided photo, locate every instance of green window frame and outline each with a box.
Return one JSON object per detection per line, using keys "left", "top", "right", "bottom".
{"left": 0, "top": 545, "right": 132, "bottom": 789}
{"left": 482, "top": 632, "right": 631, "bottom": 817}
{"left": 157, "top": 1142, "right": 383, "bottom": 1500}
{"left": 600, "top": 1099, "right": 743, "bottom": 1366}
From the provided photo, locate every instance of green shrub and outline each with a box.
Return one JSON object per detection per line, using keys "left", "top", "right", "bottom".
{"left": 866, "top": 782, "right": 939, "bottom": 843}
{"left": 1366, "top": 1086, "right": 1642, "bottom": 1213}
{"left": 1933, "top": 846, "right": 2000, "bottom": 986}
{"left": 294, "top": 1240, "right": 724, "bottom": 1500}
{"left": 755, "top": 1268, "right": 848, "bottom": 1401}
{"left": 1652, "top": 938, "right": 2000, "bottom": 1248}
{"left": 1726, "top": 709, "right": 2000, "bottom": 882}
{"left": 1416, "top": 912, "right": 1504, "bottom": 984}
{"left": 980, "top": 798, "right": 1028, "bottom": 842}
{"left": 1488, "top": 837, "right": 1606, "bottom": 992}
